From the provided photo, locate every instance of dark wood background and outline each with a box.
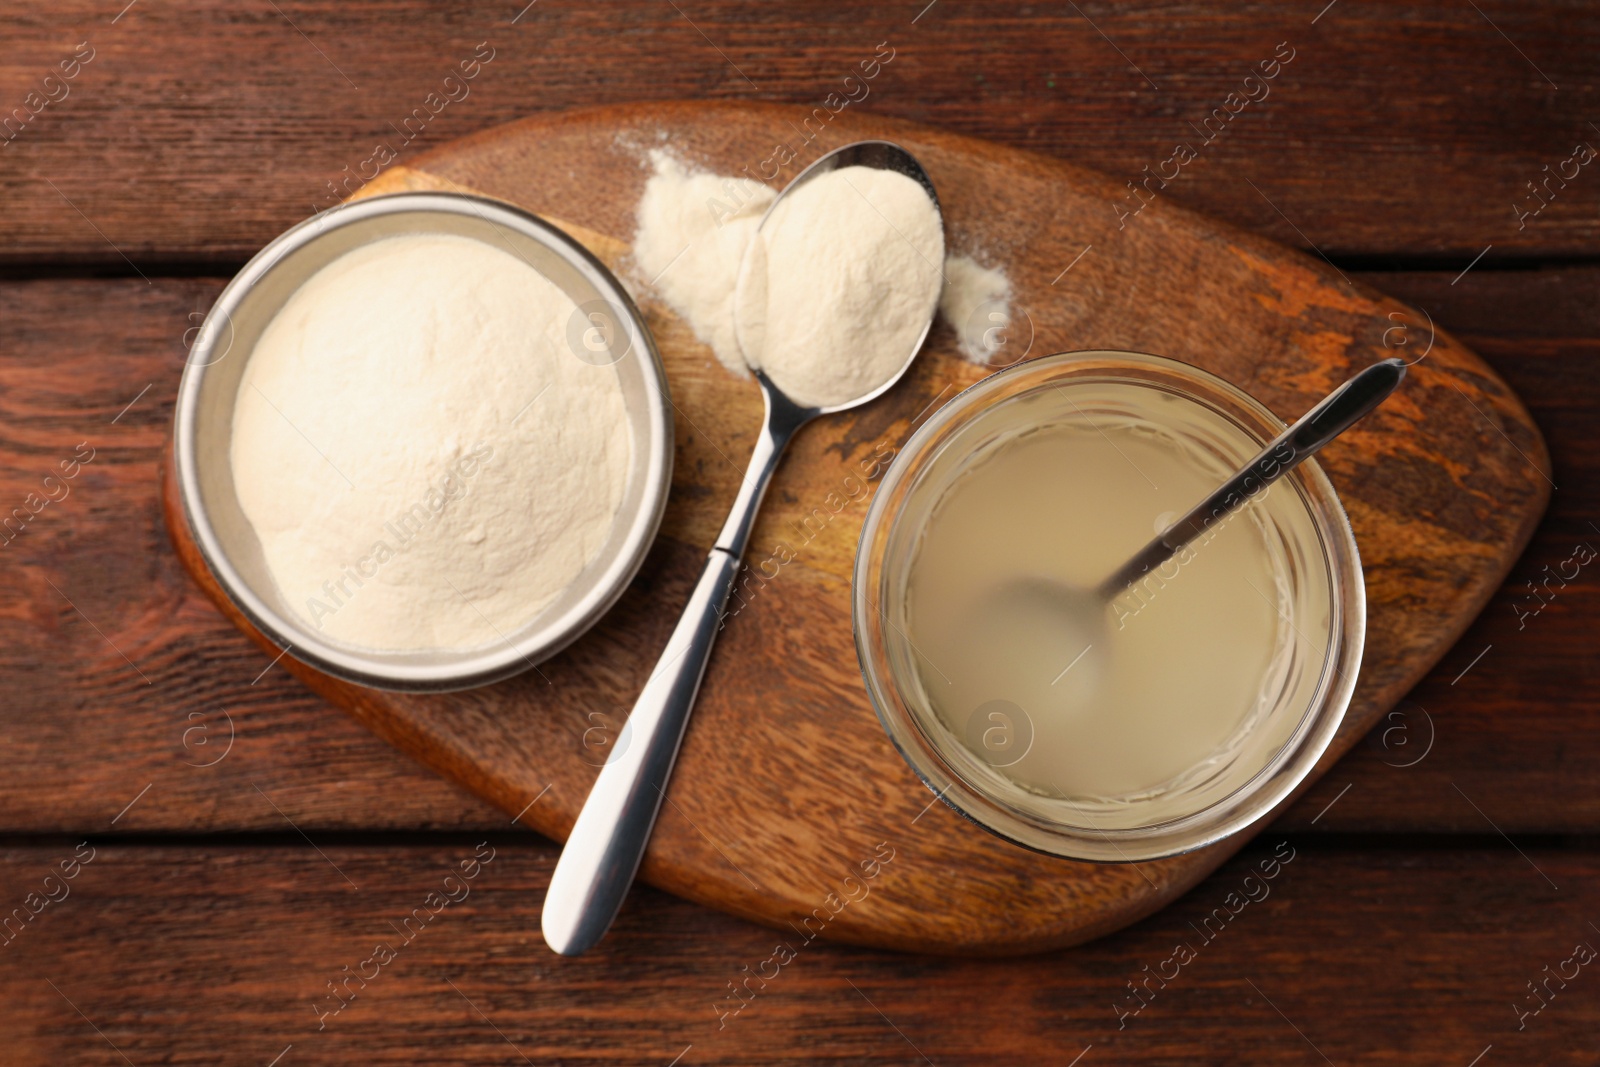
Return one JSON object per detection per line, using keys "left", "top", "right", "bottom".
{"left": 1, "top": 2, "right": 1595, "bottom": 1063}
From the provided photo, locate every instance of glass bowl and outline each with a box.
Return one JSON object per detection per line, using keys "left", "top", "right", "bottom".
{"left": 853, "top": 350, "right": 1364, "bottom": 861}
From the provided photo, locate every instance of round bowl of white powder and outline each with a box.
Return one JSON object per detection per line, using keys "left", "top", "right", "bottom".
{"left": 174, "top": 193, "right": 672, "bottom": 691}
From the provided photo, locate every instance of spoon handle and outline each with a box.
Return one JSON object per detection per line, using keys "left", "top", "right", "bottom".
{"left": 1098, "top": 357, "right": 1406, "bottom": 599}
{"left": 541, "top": 402, "right": 801, "bottom": 956}
{"left": 539, "top": 546, "right": 741, "bottom": 956}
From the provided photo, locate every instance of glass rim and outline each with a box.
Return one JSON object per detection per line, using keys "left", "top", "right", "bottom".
{"left": 852, "top": 350, "right": 1365, "bottom": 862}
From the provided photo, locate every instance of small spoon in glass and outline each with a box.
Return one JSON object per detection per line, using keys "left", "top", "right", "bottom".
{"left": 541, "top": 141, "right": 943, "bottom": 957}
{"left": 1097, "top": 356, "right": 1407, "bottom": 599}
{"left": 940, "top": 357, "right": 1407, "bottom": 747}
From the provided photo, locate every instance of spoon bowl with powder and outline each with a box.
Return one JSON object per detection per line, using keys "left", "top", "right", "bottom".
{"left": 542, "top": 141, "right": 945, "bottom": 957}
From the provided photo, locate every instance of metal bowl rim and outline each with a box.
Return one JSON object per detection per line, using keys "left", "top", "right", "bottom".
{"left": 173, "top": 191, "right": 673, "bottom": 692}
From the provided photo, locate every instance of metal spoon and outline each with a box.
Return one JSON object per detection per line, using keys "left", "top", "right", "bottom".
{"left": 1097, "top": 357, "right": 1407, "bottom": 599}
{"left": 541, "top": 141, "right": 943, "bottom": 957}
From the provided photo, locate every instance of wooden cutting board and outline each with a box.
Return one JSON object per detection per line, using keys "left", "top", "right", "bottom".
{"left": 162, "top": 102, "right": 1548, "bottom": 955}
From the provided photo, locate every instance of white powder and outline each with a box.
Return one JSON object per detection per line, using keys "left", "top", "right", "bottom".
{"left": 735, "top": 165, "right": 944, "bottom": 408}
{"left": 634, "top": 152, "right": 1012, "bottom": 374}
{"left": 231, "top": 232, "right": 632, "bottom": 652}
{"left": 634, "top": 150, "right": 773, "bottom": 376}
{"left": 939, "top": 254, "right": 1014, "bottom": 363}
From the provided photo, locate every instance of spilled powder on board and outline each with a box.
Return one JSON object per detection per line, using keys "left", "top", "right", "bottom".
{"left": 633, "top": 151, "right": 1015, "bottom": 373}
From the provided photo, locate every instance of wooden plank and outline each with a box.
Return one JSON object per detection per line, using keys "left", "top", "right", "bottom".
{"left": 0, "top": 268, "right": 1592, "bottom": 839}
{"left": 0, "top": 2, "right": 1596, "bottom": 264}
{"left": 0, "top": 837, "right": 1594, "bottom": 1064}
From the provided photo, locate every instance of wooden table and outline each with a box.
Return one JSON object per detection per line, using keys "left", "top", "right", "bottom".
{"left": 2, "top": 3, "right": 1595, "bottom": 1063}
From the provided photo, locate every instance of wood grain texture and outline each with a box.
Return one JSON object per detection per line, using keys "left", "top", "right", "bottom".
{"left": 1279, "top": 266, "right": 1600, "bottom": 833}
{"left": 156, "top": 103, "right": 1549, "bottom": 953}
{"left": 0, "top": 269, "right": 1591, "bottom": 840}
{"left": 1, "top": 2, "right": 1597, "bottom": 265}
{"left": 2, "top": 837, "right": 1595, "bottom": 1065}
{"left": 0, "top": 278, "right": 502, "bottom": 835}
{"left": 0, "top": 4, "right": 1591, "bottom": 1060}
